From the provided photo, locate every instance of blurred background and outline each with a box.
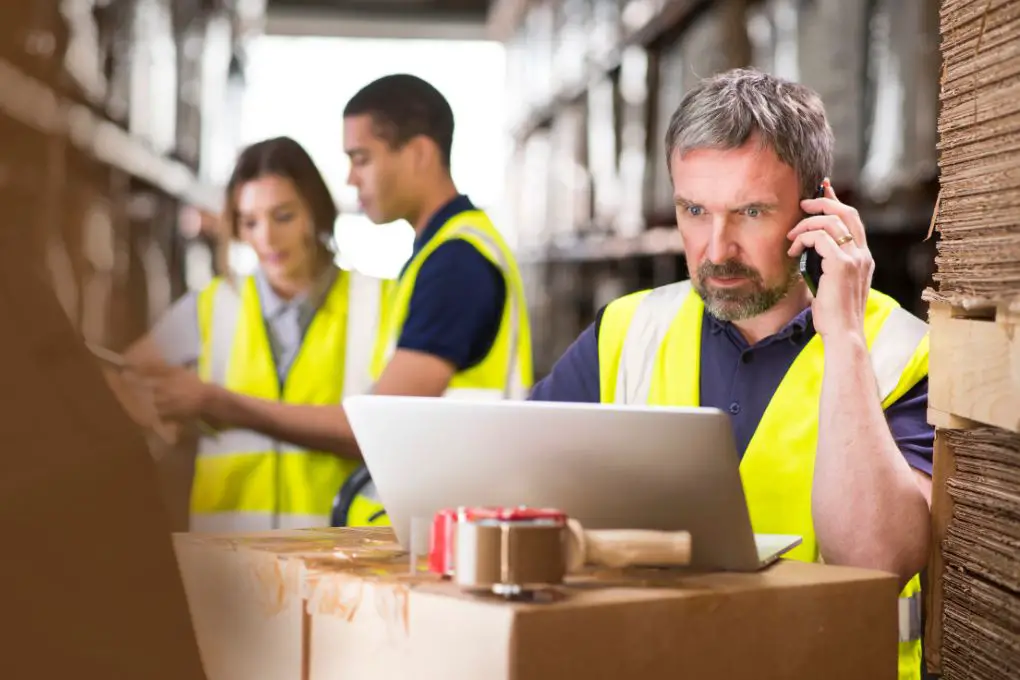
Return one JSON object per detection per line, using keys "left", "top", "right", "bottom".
{"left": 3, "top": 0, "right": 940, "bottom": 380}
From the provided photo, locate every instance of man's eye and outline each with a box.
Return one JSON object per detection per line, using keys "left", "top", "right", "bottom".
{"left": 686, "top": 206, "right": 704, "bottom": 217}
{"left": 746, "top": 207, "right": 762, "bottom": 218}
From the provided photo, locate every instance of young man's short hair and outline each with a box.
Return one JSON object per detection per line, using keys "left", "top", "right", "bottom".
{"left": 344, "top": 74, "right": 455, "bottom": 168}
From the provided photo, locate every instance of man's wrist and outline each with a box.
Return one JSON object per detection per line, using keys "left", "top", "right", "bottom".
{"left": 821, "top": 331, "right": 877, "bottom": 394}
{"left": 821, "top": 328, "right": 868, "bottom": 358}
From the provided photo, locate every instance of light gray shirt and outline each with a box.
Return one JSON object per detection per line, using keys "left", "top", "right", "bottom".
{"left": 151, "top": 267, "right": 339, "bottom": 384}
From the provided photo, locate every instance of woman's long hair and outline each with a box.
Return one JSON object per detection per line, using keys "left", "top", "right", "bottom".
{"left": 218, "top": 136, "right": 338, "bottom": 275}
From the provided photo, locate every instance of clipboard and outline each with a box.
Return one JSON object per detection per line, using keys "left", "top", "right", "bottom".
{"left": 87, "top": 343, "right": 129, "bottom": 371}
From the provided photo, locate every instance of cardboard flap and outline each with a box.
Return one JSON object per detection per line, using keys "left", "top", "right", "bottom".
{"left": 0, "top": 252, "right": 206, "bottom": 679}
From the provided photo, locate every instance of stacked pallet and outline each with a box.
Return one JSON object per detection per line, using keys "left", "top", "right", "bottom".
{"left": 925, "top": 1, "right": 1020, "bottom": 678}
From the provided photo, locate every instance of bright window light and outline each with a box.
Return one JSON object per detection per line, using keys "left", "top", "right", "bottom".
{"left": 236, "top": 35, "right": 509, "bottom": 279}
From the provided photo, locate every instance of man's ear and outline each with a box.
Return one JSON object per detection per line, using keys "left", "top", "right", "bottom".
{"left": 407, "top": 135, "right": 439, "bottom": 171}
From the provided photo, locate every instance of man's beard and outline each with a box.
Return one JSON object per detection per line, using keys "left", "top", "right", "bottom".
{"left": 693, "top": 257, "right": 800, "bottom": 322}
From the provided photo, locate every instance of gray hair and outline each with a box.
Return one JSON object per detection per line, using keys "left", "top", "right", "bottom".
{"left": 664, "top": 68, "right": 834, "bottom": 199}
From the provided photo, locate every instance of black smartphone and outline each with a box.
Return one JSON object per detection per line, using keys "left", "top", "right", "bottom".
{"left": 798, "top": 183, "right": 827, "bottom": 295}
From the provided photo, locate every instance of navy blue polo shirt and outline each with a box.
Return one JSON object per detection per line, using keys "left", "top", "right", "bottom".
{"left": 395, "top": 194, "right": 506, "bottom": 370}
{"left": 528, "top": 303, "right": 934, "bottom": 475}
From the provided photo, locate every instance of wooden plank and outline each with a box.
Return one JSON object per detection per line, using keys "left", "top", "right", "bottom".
{"left": 928, "top": 302, "right": 1020, "bottom": 434}
{"left": 924, "top": 428, "right": 959, "bottom": 676}
{"left": 927, "top": 407, "right": 983, "bottom": 430}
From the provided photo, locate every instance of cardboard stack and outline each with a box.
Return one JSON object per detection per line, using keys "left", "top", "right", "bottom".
{"left": 924, "top": 0, "right": 1020, "bottom": 677}
{"left": 929, "top": 0, "right": 1020, "bottom": 301}
{"left": 938, "top": 429, "right": 1020, "bottom": 680}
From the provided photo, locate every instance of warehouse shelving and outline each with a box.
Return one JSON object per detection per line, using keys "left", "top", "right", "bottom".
{"left": 0, "top": 57, "right": 220, "bottom": 212}
{"left": 2, "top": 0, "right": 258, "bottom": 345}
{"left": 3, "top": 0, "right": 260, "bottom": 532}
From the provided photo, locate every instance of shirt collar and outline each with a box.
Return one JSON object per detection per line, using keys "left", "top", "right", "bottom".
{"left": 414, "top": 194, "right": 475, "bottom": 253}
{"left": 254, "top": 265, "right": 338, "bottom": 320}
{"left": 704, "top": 305, "right": 814, "bottom": 347}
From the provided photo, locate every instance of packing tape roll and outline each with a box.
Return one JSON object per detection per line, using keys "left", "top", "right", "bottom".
{"left": 453, "top": 515, "right": 567, "bottom": 593}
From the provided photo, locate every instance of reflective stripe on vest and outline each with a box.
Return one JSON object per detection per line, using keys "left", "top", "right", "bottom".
{"left": 371, "top": 211, "right": 533, "bottom": 400}
{"left": 191, "top": 274, "right": 362, "bottom": 533}
{"left": 597, "top": 281, "right": 928, "bottom": 680}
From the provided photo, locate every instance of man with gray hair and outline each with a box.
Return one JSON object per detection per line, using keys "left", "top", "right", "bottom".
{"left": 529, "top": 68, "right": 931, "bottom": 680}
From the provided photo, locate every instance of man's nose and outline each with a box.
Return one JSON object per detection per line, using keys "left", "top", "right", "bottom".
{"left": 706, "top": 216, "right": 737, "bottom": 263}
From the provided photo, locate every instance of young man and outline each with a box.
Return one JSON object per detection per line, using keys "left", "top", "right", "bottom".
{"left": 141, "top": 74, "right": 532, "bottom": 527}
{"left": 530, "top": 68, "right": 931, "bottom": 680}
{"left": 342, "top": 74, "right": 532, "bottom": 404}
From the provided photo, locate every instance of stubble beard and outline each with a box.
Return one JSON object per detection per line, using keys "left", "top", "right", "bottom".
{"left": 694, "top": 257, "right": 801, "bottom": 322}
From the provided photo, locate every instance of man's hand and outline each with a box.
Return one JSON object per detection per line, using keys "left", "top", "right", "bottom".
{"left": 786, "top": 179, "right": 875, "bottom": 340}
{"left": 790, "top": 181, "right": 932, "bottom": 584}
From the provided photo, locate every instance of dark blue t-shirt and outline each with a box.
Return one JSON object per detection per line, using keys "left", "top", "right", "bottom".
{"left": 395, "top": 195, "right": 506, "bottom": 371}
{"left": 529, "top": 303, "right": 934, "bottom": 475}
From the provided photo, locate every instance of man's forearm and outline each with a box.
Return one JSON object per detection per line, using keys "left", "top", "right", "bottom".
{"left": 813, "top": 334, "right": 930, "bottom": 585}
{"left": 201, "top": 385, "right": 362, "bottom": 460}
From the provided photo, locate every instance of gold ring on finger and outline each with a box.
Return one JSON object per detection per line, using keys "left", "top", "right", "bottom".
{"left": 835, "top": 233, "right": 854, "bottom": 246}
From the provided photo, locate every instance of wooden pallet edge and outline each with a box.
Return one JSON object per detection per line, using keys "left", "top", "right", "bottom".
{"left": 927, "top": 301, "right": 1020, "bottom": 434}
{"left": 924, "top": 428, "right": 958, "bottom": 676}
{"left": 923, "top": 289, "right": 1020, "bottom": 322}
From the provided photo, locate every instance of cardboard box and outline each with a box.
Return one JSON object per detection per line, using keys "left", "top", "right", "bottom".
{"left": 175, "top": 527, "right": 901, "bottom": 680}
{"left": 0, "top": 225, "right": 206, "bottom": 679}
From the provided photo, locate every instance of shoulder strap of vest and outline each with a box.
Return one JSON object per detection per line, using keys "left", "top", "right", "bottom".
{"left": 443, "top": 221, "right": 525, "bottom": 400}
{"left": 616, "top": 280, "right": 693, "bottom": 404}
{"left": 869, "top": 305, "right": 929, "bottom": 403}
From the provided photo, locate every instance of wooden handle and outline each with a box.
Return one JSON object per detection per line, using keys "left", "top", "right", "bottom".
{"left": 565, "top": 519, "right": 692, "bottom": 571}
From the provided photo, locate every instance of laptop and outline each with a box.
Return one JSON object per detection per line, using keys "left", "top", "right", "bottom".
{"left": 342, "top": 395, "right": 802, "bottom": 572}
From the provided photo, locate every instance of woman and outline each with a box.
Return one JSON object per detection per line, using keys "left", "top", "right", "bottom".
{"left": 126, "top": 136, "right": 376, "bottom": 533}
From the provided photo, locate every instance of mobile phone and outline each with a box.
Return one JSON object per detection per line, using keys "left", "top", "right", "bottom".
{"left": 798, "top": 183, "right": 827, "bottom": 295}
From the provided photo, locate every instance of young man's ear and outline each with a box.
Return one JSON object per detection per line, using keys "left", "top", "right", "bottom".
{"left": 407, "top": 135, "right": 439, "bottom": 171}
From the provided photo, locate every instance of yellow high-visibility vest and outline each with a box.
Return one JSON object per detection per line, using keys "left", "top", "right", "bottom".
{"left": 335, "top": 209, "right": 535, "bottom": 528}
{"left": 191, "top": 272, "right": 362, "bottom": 532}
{"left": 597, "top": 279, "right": 928, "bottom": 680}
{"left": 371, "top": 208, "right": 534, "bottom": 399}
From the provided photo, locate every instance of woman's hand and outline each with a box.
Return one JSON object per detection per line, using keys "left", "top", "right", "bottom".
{"left": 139, "top": 365, "right": 215, "bottom": 422}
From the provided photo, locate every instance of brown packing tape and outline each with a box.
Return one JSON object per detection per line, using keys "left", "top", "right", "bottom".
{"left": 178, "top": 528, "right": 415, "bottom": 618}
{"left": 186, "top": 527, "right": 400, "bottom": 554}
